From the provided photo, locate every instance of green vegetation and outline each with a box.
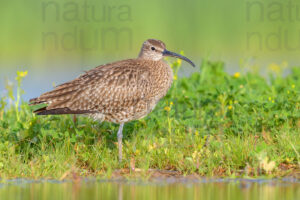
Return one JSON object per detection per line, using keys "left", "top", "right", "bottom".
{"left": 0, "top": 60, "right": 299, "bottom": 179}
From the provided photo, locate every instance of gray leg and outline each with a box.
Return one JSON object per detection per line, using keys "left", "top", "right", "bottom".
{"left": 117, "top": 123, "right": 124, "bottom": 162}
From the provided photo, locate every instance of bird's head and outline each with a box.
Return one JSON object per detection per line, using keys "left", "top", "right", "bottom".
{"left": 139, "top": 39, "right": 195, "bottom": 67}
{"left": 138, "top": 39, "right": 195, "bottom": 67}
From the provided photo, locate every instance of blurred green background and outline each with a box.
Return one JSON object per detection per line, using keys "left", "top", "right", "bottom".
{"left": 1, "top": 0, "right": 300, "bottom": 99}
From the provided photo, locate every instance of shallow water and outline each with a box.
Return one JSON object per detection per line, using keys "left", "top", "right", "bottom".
{"left": 0, "top": 179, "right": 299, "bottom": 200}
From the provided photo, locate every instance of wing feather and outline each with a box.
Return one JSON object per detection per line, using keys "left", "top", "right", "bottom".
{"left": 30, "top": 59, "right": 152, "bottom": 115}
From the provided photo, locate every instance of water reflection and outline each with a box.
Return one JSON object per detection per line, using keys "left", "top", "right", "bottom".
{"left": 0, "top": 179, "right": 299, "bottom": 200}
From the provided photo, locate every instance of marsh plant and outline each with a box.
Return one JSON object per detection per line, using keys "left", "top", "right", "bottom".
{"left": 0, "top": 59, "right": 299, "bottom": 179}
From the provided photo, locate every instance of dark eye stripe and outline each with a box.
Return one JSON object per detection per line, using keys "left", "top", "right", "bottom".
{"left": 151, "top": 47, "right": 155, "bottom": 51}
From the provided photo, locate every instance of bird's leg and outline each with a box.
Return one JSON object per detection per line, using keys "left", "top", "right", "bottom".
{"left": 117, "top": 123, "right": 124, "bottom": 162}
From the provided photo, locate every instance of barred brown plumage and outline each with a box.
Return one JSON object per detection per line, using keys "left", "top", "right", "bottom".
{"left": 30, "top": 39, "right": 195, "bottom": 162}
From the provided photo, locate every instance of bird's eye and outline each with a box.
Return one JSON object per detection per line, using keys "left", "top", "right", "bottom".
{"left": 151, "top": 47, "right": 155, "bottom": 51}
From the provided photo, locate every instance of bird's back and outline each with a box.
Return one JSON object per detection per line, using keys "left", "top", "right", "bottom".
{"left": 30, "top": 58, "right": 173, "bottom": 123}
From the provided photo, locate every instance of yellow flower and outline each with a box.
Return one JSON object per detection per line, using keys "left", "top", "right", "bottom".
{"left": 233, "top": 72, "right": 240, "bottom": 78}
{"left": 164, "top": 106, "right": 171, "bottom": 112}
{"left": 285, "top": 158, "right": 292, "bottom": 163}
{"left": 177, "top": 59, "right": 182, "bottom": 65}
{"left": 148, "top": 144, "right": 154, "bottom": 151}
{"left": 292, "top": 84, "right": 295, "bottom": 89}
{"left": 173, "top": 76, "right": 177, "bottom": 80}
{"left": 195, "top": 130, "right": 199, "bottom": 136}
{"left": 268, "top": 63, "right": 281, "bottom": 74}
{"left": 268, "top": 97, "right": 272, "bottom": 101}
{"left": 287, "top": 90, "right": 290, "bottom": 94}
{"left": 170, "top": 102, "right": 174, "bottom": 106}
{"left": 17, "top": 70, "right": 28, "bottom": 78}
{"left": 272, "top": 100, "right": 275, "bottom": 103}
{"left": 228, "top": 105, "right": 233, "bottom": 110}
{"left": 136, "top": 150, "right": 140, "bottom": 155}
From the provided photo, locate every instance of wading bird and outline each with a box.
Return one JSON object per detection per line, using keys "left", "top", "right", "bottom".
{"left": 30, "top": 39, "right": 195, "bottom": 162}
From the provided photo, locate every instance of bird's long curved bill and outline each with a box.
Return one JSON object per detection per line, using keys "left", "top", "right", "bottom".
{"left": 163, "top": 49, "right": 195, "bottom": 67}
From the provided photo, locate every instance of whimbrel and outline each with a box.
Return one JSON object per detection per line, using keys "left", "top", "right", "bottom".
{"left": 30, "top": 39, "right": 195, "bottom": 162}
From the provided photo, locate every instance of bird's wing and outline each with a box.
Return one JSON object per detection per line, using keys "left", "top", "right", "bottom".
{"left": 30, "top": 59, "right": 152, "bottom": 115}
